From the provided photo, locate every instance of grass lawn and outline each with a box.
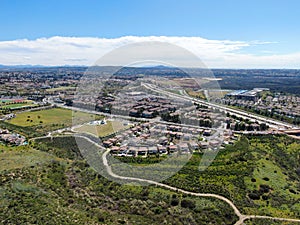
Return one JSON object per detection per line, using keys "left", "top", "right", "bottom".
{"left": 0, "top": 100, "right": 37, "bottom": 110}
{"left": 1, "top": 103, "right": 37, "bottom": 109}
{"left": 0, "top": 145, "right": 57, "bottom": 171}
{"left": 74, "top": 120, "right": 130, "bottom": 137}
{"left": 8, "top": 108, "right": 96, "bottom": 127}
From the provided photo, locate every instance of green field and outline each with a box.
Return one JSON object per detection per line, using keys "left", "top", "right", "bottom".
{"left": 9, "top": 108, "right": 95, "bottom": 127}
{"left": 9, "top": 108, "right": 72, "bottom": 126}
{"left": 4, "top": 108, "right": 102, "bottom": 137}
{"left": 74, "top": 120, "right": 129, "bottom": 137}
{"left": 0, "top": 100, "right": 38, "bottom": 110}
{"left": 1, "top": 103, "right": 37, "bottom": 109}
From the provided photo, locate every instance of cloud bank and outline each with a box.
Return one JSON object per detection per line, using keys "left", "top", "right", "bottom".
{"left": 0, "top": 36, "right": 299, "bottom": 68}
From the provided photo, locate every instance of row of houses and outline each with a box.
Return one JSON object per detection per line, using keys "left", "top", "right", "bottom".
{"left": 108, "top": 138, "right": 227, "bottom": 157}
{"left": 110, "top": 142, "right": 194, "bottom": 157}
{"left": 101, "top": 121, "right": 227, "bottom": 157}
{"left": 102, "top": 122, "right": 213, "bottom": 147}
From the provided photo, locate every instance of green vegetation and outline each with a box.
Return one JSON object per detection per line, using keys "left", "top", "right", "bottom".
{"left": 74, "top": 120, "right": 129, "bottom": 137}
{"left": 3, "top": 107, "right": 100, "bottom": 138}
{"left": 0, "top": 102, "right": 37, "bottom": 110}
{"left": 0, "top": 100, "right": 38, "bottom": 114}
{"left": 1, "top": 127, "right": 300, "bottom": 224}
{"left": 244, "top": 218, "right": 295, "bottom": 225}
{"left": 115, "top": 134, "right": 300, "bottom": 219}
{"left": 187, "top": 90, "right": 206, "bottom": 99}
{"left": 33, "top": 136, "right": 83, "bottom": 160}
{"left": 163, "top": 135, "right": 300, "bottom": 218}
{"left": 0, "top": 144, "right": 57, "bottom": 171}
{"left": 228, "top": 104, "right": 300, "bottom": 125}
{"left": 0, "top": 136, "right": 238, "bottom": 224}
{"left": 216, "top": 72, "right": 300, "bottom": 95}
{"left": 115, "top": 155, "right": 168, "bottom": 165}
{"left": 0, "top": 100, "right": 33, "bottom": 106}
{"left": 34, "top": 134, "right": 300, "bottom": 221}
{"left": 9, "top": 108, "right": 75, "bottom": 127}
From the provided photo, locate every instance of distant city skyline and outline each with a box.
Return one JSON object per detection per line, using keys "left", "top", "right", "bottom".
{"left": 1, "top": 0, "right": 300, "bottom": 68}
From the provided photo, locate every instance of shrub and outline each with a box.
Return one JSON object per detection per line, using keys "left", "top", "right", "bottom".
{"left": 248, "top": 192, "right": 260, "bottom": 200}
{"left": 180, "top": 199, "right": 196, "bottom": 209}
{"left": 170, "top": 198, "right": 179, "bottom": 206}
{"left": 262, "top": 177, "right": 270, "bottom": 181}
{"left": 259, "top": 184, "right": 271, "bottom": 193}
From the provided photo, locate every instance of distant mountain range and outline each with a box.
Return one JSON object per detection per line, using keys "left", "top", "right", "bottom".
{"left": 1, "top": 64, "right": 300, "bottom": 71}
{"left": 0, "top": 64, "right": 90, "bottom": 69}
{"left": 0, "top": 64, "right": 46, "bottom": 68}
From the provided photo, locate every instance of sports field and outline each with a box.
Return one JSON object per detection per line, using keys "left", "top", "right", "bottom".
{"left": 0, "top": 100, "right": 37, "bottom": 110}
{"left": 1, "top": 103, "right": 37, "bottom": 109}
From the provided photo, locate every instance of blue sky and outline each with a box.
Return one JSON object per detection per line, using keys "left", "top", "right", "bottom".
{"left": 1, "top": 0, "right": 300, "bottom": 67}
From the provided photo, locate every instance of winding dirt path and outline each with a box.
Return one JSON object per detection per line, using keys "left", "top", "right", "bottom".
{"left": 102, "top": 148, "right": 300, "bottom": 224}
{"left": 100, "top": 140, "right": 300, "bottom": 225}
{"left": 38, "top": 134, "right": 300, "bottom": 224}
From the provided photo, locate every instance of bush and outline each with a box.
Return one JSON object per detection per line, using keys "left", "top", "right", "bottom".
{"left": 170, "top": 198, "right": 179, "bottom": 206}
{"left": 296, "top": 167, "right": 300, "bottom": 176}
{"left": 262, "top": 177, "right": 270, "bottom": 181}
{"left": 180, "top": 199, "right": 196, "bottom": 209}
{"left": 260, "top": 184, "right": 271, "bottom": 193}
{"left": 248, "top": 192, "right": 260, "bottom": 200}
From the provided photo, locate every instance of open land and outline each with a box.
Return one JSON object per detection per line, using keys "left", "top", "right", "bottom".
{"left": 74, "top": 120, "right": 130, "bottom": 137}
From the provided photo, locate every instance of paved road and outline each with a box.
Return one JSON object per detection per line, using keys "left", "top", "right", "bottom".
{"left": 142, "top": 83, "right": 299, "bottom": 130}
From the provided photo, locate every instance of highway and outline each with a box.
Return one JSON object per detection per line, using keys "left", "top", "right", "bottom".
{"left": 142, "top": 83, "right": 299, "bottom": 130}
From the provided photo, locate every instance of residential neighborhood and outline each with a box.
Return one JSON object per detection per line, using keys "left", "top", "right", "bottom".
{"left": 0, "top": 128, "right": 26, "bottom": 146}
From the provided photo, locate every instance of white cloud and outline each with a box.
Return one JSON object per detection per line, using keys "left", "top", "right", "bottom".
{"left": 0, "top": 36, "right": 299, "bottom": 68}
